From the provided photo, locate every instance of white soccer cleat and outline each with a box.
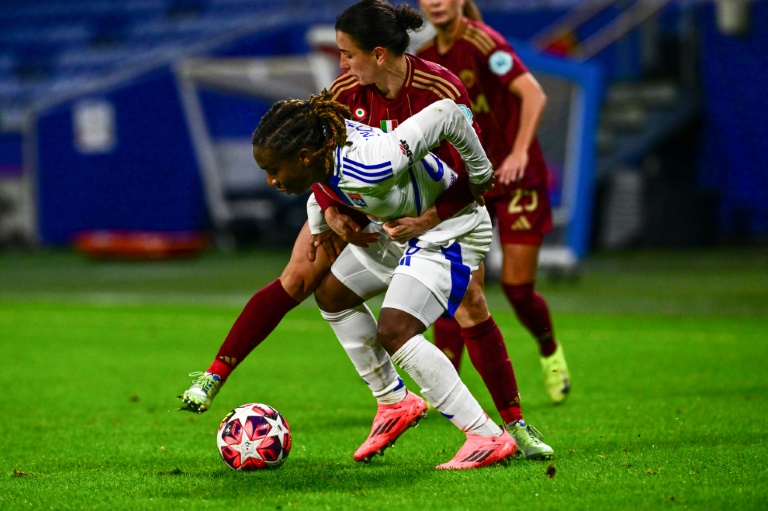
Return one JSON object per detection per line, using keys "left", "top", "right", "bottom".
{"left": 505, "top": 420, "right": 554, "bottom": 460}
{"left": 178, "top": 371, "right": 222, "bottom": 413}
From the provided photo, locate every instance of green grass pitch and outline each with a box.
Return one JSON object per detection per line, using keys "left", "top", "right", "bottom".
{"left": 1, "top": 247, "right": 767, "bottom": 510}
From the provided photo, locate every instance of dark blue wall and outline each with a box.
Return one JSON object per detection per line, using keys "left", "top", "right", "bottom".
{"left": 34, "top": 24, "right": 307, "bottom": 245}
{"left": 696, "top": 2, "right": 768, "bottom": 239}
{"left": 36, "top": 68, "right": 207, "bottom": 244}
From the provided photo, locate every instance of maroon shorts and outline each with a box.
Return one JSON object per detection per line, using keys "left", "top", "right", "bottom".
{"left": 485, "top": 181, "right": 553, "bottom": 246}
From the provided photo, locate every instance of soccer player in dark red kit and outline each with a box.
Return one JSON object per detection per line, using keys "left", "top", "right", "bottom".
{"left": 179, "top": 0, "right": 553, "bottom": 461}
{"left": 410, "top": 0, "right": 571, "bottom": 404}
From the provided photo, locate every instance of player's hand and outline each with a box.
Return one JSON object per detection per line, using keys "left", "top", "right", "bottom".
{"left": 383, "top": 207, "right": 439, "bottom": 243}
{"left": 469, "top": 179, "right": 493, "bottom": 206}
{"left": 308, "top": 230, "right": 345, "bottom": 263}
{"left": 325, "top": 206, "right": 380, "bottom": 248}
{"left": 495, "top": 151, "right": 528, "bottom": 185}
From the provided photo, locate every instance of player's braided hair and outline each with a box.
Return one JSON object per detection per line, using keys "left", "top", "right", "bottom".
{"left": 251, "top": 89, "right": 351, "bottom": 178}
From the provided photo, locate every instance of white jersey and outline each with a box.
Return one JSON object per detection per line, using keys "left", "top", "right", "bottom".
{"left": 317, "top": 100, "right": 495, "bottom": 316}
{"left": 314, "top": 99, "right": 493, "bottom": 224}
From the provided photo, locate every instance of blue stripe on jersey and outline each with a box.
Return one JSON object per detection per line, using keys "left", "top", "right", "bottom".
{"left": 342, "top": 158, "right": 394, "bottom": 183}
{"left": 421, "top": 155, "right": 445, "bottom": 182}
{"left": 335, "top": 146, "right": 342, "bottom": 176}
{"left": 440, "top": 243, "right": 471, "bottom": 317}
{"left": 343, "top": 159, "right": 391, "bottom": 170}
{"left": 406, "top": 167, "right": 422, "bottom": 216}
{"left": 343, "top": 168, "right": 394, "bottom": 184}
{"left": 326, "top": 175, "right": 354, "bottom": 207}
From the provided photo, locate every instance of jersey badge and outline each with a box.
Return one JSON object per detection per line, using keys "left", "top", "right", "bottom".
{"left": 354, "top": 107, "right": 367, "bottom": 119}
{"left": 489, "top": 50, "right": 513, "bottom": 76}
{"left": 347, "top": 192, "right": 367, "bottom": 207}
{"left": 457, "top": 104, "right": 474, "bottom": 124}
{"left": 380, "top": 119, "right": 398, "bottom": 132}
{"left": 459, "top": 69, "right": 476, "bottom": 89}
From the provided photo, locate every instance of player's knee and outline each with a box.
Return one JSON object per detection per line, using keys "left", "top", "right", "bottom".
{"left": 377, "top": 318, "right": 422, "bottom": 355}
{"left": 281, "top": 260, "right": 328, "bottom": 302}
{"left": 313, "top": 284, "right": 341, "bottom": 313}
{"left": 504, "top": 282, "right": 535, "bottom": 308}
{"left": 377, "top": 323, "right": 406, "bottom": 355}
{"left": 455, "top": 287, "right": 490, "bottom": 326}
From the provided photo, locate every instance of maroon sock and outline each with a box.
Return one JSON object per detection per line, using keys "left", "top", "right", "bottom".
{"left": 207, "top": 278, "right": 299, "bottom": 381}
{"left": 433, "top": 315, "right": 465, "bottom": 372}
{"left": 462, "top": 316, "right": 523, "bottom": 423}
{"left": 502, "top": 282, "right": 557, "bottom": 357}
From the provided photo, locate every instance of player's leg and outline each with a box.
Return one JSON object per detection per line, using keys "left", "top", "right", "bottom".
{"left": 313, "top": 235, "right": 425, "bottom": 462}
{"left": 501, "top": 241, "right": 570, "bottom": 405}
{"left": 381, "top": 273, "right": 515, "bottom": 469}
{"left": 433, "top": 316, "right": 465, "bottom": 371}
{"left": 315, "top": 254, "right": 409, "bottom": 407}
{"left": 453, "top": 268, "right": 521, "bottom": 424}
{"left": 450, "top": 264, "right": 554, "bottom": 460}
{"left": 178, "top": 221, "right": 336, "bottom": 413}
{"left": 494, "top": 185, "right": 570, "bottom": 405}
{"left": 432, "top": 262, "right": 489, "bottom": 371}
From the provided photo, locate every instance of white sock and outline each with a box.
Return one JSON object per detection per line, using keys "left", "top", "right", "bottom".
{"left": 391, "top": 335, "right": 501, "bottom": 437}
{"left": 321, "top": 305, "right": 407, "bottom": 404}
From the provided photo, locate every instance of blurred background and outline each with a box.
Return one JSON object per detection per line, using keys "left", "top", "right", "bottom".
{"left": 0, "top": 0, "right": 765, "bottom": 271}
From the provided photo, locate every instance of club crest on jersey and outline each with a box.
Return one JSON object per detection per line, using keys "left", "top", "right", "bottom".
{"left": 347, "top": 192, "right": 367, "bottom": 207}
{"left": 380, "top": 119, "right": 398, "bottom": 132}
{"left": 354, "top": 107, "right": 367, "bottom": 119}
{"left": 489, "top": 50, "right": 513, "bottom": 76}
{"left": 459, "top": 69, "right": 476, "bottom": 89}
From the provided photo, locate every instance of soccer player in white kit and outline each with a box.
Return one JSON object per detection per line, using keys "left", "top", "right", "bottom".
{"left": 252, "top": 90, "right": 516, "bottom": 469}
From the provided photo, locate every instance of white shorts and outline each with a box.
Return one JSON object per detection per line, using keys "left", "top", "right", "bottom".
{"left": 330, "top": 204, "right": 493, "bottom": 319}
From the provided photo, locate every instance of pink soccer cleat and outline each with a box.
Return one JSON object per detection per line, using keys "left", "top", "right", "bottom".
{"left": 435, "top": 430, "right": 517, "bottom": 470}
{"left": 353, "top": 392, "right": 428, "bottom": 462}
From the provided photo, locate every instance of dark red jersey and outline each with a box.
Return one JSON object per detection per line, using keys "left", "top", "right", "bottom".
{"left": 418, "top": 18, "right": 549, "bottom": 195}
{"left": 329, "top": 53, "right": 479, "bottom": 171}
{"left": 313, "top": 54, "right": 477, "bottom": 219}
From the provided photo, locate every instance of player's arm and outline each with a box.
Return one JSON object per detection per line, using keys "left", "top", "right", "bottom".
{"left": 306, "top": 193, "right": 344, "bottom": 262}
{"left": 311, "top": 184, "right": 378, "bottom": 251}
{"left": 387, "top": 99, "right": 493, "bottom": 197}
{"left": 383, "top": 174, "right": 472, "bottom": 242}
{"left": 494, "top": 72, "right": 547, "bottom": 185}
{"left": 324, "top": 206, "right": 379, "bottom": 248}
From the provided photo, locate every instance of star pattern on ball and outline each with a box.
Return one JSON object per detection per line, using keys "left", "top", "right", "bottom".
{"left": 237, "top": 437, "right": 264, "bottom": 461}
{"left": 264, "top": 414, "right": 288, "bottom": 445}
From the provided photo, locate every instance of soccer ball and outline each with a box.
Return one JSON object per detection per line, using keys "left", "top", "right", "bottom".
{"left": 217, "top": 403, "right": 292, "bottom": 470}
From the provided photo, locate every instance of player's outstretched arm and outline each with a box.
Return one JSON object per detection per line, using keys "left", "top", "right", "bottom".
{"left": 388, "top": 99, "right": 493, "bottom": 186}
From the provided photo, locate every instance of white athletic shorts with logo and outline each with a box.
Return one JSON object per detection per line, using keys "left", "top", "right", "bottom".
{"left": 330, "top": 204, "right": 493, "bottom": 326}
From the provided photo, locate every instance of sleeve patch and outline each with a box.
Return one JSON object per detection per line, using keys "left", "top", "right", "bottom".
{"left": 457, "top": 104, "right": 473, "bottom": 124}
{"left": 489, "top": 50, "right": 513, "bottom": 76}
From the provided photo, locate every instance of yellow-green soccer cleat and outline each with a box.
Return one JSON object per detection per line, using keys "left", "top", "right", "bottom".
{"left": 505, "top": 420, "right": 554, "bottom": 460}
{"left": 540, "top": 343, "right": 570, "bottom": 405}
{"left": 178, "top": 372, "right": 222, "bottom": 413}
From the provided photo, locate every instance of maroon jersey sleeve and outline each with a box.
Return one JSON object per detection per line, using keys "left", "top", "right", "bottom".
{"left": 481, "top": 29, "right": 529, "bottom": 88}
{"left": 435, "top": 174, "right": 474, "bottom": 220}
{"left": 311, "top": 183, "right": 370, "bottom": 229}
{"left": 414, "top": 59, "right": 480, "bottom": 219}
